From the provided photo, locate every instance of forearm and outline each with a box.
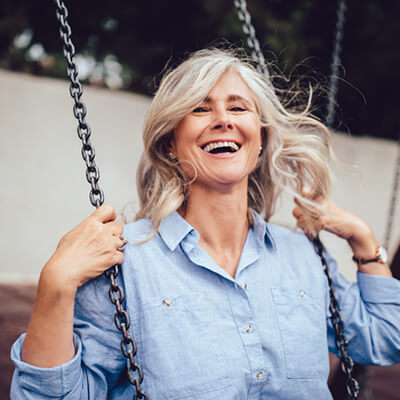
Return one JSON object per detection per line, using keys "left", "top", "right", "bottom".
{"left": 22, "top": 265, "right": 77, "bottom": 368}
{"left": 348, "top": 226, "right": 392, "bottom": 277}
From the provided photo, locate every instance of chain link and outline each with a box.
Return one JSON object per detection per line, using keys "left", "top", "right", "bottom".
{"left": 313, "top": 237, "right": 360, "bottom": 399}
{"left": 233, "top": 0, "right": 270, "bottom": 79}
{"left": 326, "top": 0, "right": 347, "bottom": 129}
{"left": 54, "top": 1, "right": 148, "bottom": 398}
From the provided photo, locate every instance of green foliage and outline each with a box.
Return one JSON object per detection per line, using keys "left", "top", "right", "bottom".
{"left": 0, "top": 0, "right": 399, "bottom": 139}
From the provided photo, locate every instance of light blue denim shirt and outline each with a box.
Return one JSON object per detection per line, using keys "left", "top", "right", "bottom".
{"left": 11, "top": 211, "right": 400, "bottom": 399}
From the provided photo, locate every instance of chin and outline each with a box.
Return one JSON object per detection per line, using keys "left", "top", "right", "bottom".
{"left": 200, "top": 172, "right": 249, "bottom": 189}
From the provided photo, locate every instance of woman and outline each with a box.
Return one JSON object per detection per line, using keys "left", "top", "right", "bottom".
{"left": 10, "top": 48, "right": 400, "bottom": 399}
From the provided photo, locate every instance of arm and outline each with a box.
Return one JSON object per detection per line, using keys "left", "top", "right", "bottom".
{"left": 324, "top": 253, "right": 400, "bottom": 364}
{"left": 11, "top": 205, "right": 127, "bottom": 398}
{"left": 293, "top": 200, "right": 392, "bottom": 277}
{"left": 293, "top": 200, "right": 400, "bottom": 364}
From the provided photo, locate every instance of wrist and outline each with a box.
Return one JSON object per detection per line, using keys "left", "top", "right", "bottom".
{"left": 347, "top": 225, "right": 377, "bottom": 259}
{"left": 40, "top": 261, "right": 78, "bottom": 300}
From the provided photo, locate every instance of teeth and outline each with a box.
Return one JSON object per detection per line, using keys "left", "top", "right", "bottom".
{"left": 203, "top": 141, "right": 240, "bottom": 153}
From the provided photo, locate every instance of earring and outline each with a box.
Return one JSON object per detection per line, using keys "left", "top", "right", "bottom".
{"left": 259, "top": 146, "right": 263, "bottom": 155}
{"left": 169, "top": 152, "right": 176, "bottom": 160}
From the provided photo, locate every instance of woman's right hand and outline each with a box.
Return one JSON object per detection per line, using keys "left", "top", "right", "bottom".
{"left": 41, "top": 204, "right": 125, "bottom": 295}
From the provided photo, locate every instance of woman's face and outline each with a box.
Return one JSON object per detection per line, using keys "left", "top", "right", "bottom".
{"left": 170, "top": 69, "right": 263, "bottom": 191}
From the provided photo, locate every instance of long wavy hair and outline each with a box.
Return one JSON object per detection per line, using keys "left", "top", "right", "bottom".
{"left": 135, "top": 48, "right": 332, "bottom": 227}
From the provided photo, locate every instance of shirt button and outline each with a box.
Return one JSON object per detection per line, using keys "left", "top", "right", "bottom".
{"left": 163, "top": 299, "right": 171, "bottom": 307}
{"left": 241, "top": 283, "right": 247, "bottom": 290}
{"left": 299, "top": 290, "right": 306, "bottom": 298}
{"left": 256, "top": 371, "right": 264, "bottom": 380}
{"left": 245, "top": 324, "right": 252, "bottom": 333}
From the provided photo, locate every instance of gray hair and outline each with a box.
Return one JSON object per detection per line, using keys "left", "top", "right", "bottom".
{"left": 135, "top": 48, "right": 332, "bottom": 226}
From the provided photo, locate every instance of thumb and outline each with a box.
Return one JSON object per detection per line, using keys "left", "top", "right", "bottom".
{"left": 91, "top": 204, "right": 116, "bottom": 223}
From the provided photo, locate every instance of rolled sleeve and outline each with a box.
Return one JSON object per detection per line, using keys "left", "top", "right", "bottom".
{"left": 10, "top": 333, "right": 83, "bottom": 399}
{"left": 357, "top": 271, "right": 400, "bottom": 304}
{"left": 326, "top": 255, "right": 400, "bottom": 365}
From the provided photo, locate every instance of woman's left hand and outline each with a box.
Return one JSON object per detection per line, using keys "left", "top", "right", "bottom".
{"left": 292, "top": 199, "right": 392, "bottom": 276}
{"left": 292, "top": 199, "right": 371, "bottom": 243}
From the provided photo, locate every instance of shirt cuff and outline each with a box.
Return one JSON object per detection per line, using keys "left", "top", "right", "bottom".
{"left": 357, "top": 271, "right": 400, "bottom": 304}
{"left": 11, "top": 332, "right": 82, "bottom": 397}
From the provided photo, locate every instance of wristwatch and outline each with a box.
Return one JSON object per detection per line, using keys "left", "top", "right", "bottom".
{"left": 352, "top": 245, "right": 388, "bottom": 265}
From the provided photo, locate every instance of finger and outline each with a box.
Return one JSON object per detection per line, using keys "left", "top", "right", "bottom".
{"left": 297, "top": 215, "right": 320, "bottom": 237}
{"left": 107, "top": 221, "right": 124, "bottom": 236}
{"left": 91, "top": 204, "right": 116, "bottom": 223}
{"left": 109, "top": 236, "right": 127, "bottom": 252}
{"left": 292, "top": 206, "right": 303, "bottom": 219}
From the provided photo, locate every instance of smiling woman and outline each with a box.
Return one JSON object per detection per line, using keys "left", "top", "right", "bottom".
{"left": 10, "top": 48, "right": 400, "bottom": 400}
{"left": 137, "top": 49, "right": 332, "bottom": 227}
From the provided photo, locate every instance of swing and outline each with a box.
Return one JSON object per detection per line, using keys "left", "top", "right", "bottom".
{"left": 54, "top": 0, "right": 361, "bottom": 398}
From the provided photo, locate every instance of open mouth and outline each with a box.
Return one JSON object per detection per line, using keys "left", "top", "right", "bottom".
{"left": 201, "top": 141, "right": 241, "bottom": 154}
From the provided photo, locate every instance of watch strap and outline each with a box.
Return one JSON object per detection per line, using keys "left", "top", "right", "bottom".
{"left": 352, "top": 245, "right": 387, "bottom": 265}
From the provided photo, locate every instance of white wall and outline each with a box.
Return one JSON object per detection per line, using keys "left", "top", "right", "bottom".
{"left": 0, "top": 69, "right": 399, "bottom": 283}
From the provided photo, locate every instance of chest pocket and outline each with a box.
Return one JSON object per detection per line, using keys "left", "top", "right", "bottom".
{"left": 133, "top": 291, "right": 232, "bottom": 399}
{"left": 272, "top": 287, "right": 329, "bottom": 379}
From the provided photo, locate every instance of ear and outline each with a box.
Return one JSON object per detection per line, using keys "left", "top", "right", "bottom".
{"left": 169, "top": 137, "right": 176, "bottom": 153}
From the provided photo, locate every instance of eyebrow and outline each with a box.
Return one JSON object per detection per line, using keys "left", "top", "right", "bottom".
{"left": 203, "top": 94, "right": 254, "bottom": 107}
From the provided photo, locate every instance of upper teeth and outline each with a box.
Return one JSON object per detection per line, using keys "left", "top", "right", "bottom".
{"left": 203, "top": 141, "right": 240, "bottom": 153}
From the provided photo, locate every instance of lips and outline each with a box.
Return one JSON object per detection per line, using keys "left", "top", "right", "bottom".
{"left": 201, "top": 140, "right": 241, "bottom": 154}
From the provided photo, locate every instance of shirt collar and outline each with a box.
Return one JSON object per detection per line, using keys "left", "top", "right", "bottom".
{"left": 251, "top": 209, "right": 276, "bottom": 250}
{"left": 158, "top": 211, "right": 197, "bottom": 251}
{"left": 157, "top": 209, "right": 275, "bottom": 252}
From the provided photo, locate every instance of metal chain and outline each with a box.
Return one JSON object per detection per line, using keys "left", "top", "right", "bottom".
{"left": 235, "top": 1, "right": 359, "bottom": 397}
{"left": 326, "top": 0, "right": 347, "bottom": 130}
{"left": 234, "top": 3, "right": 359, "bottom": 397}
{"left": 54, "top": 1, "right": 148, "bottom": 398}
{"left": 313, "top": 238, "right": 360, "bottom": 399}
{"left": 233, "top": 0, "right": 270, "bottom": 79}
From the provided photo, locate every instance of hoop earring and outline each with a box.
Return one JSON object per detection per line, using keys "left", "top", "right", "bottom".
{"left": 169, "top": 152, "right": 176, "bottom": 160}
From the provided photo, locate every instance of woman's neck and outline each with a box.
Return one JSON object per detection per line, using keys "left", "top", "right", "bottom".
{"left": 181, "top": 181, "right": 249, "bottom": 277}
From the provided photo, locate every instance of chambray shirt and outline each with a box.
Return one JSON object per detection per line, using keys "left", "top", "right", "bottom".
{"left": 11, "top": 211, "right": 400, "bottom": 399}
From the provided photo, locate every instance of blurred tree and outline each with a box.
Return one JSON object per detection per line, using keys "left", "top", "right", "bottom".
{"left": 0, "top": 0, "right": 399, "bottom": 139}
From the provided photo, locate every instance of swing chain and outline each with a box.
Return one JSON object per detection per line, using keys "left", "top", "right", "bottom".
{"left": 55, "top": 0, "right": 104, "bottom": 208}
{"left": 233, "top": 0, "right": 270, "bottom": 79}
{"left": 235, "top": 2, "right": 359, "bottom": 395}
{"left": 326, "top": 0, "right": 347, "bottom": 129}
{"left": 313, "top": 237, "right": 360, "bottom": 399}
{"left": 55, "top": 1, "right": 148, "bottom": 399}
{"left": 106, "top": 266, "right": 148, "bottom": 399}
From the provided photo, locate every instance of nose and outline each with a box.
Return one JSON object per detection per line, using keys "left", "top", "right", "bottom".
{"left": 211, "top": 107, "right": 234, "bottom": 131}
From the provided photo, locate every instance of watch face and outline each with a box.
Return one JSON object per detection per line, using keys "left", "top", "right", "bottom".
{"left": 379, "top": 246, "right": 388, "bottom": 263}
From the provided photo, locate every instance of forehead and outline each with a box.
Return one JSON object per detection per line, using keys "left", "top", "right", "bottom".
{"left": 206, "top": 69, "right": 255, "bottom": 102}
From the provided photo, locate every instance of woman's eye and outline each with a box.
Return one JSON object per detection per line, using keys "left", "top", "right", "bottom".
{"left": 193, "top": 107, "right": 209, "bottom": 113}
{"left": 230, "top": 106, "right": 246, "bottom": 112}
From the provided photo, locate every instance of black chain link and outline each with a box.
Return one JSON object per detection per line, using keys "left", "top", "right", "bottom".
{"left": 233, "top": 0, "right": 270, "bottom": 79}
{"left": 313, "top": 237, "right": 360, "bottom": 399}
{"left": 54, "top": 1, "right": 148, "bottom": 398}
{"left": 326, "top": 0, "right": 347, "bottom": 129}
